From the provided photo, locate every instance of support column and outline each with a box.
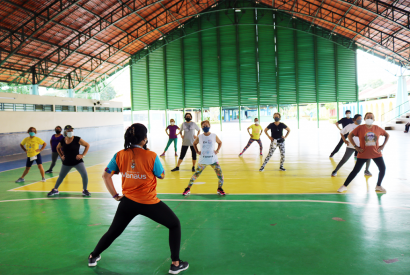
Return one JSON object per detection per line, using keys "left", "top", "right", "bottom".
{"left": 313, "top": 36, "right": 319, "bottom": 128}
{"left": 30, "top": 66, "right": 39, "bottom": 95}
{"left": 146, "top": 55, "right": 151, "bottom": 133}
{"left": 130, "top": 59, "right": 134, "bottom": 124}
{"left": 67, "top": 73, "right": 74, "bottom": 97}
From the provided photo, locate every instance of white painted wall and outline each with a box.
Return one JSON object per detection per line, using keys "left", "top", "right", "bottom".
{"left": 0, "top": 92, "right": 123, "bottom": 133}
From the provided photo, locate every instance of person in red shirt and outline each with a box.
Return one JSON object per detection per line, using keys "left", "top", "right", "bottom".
{"left": 88, "top": 123, "right": 189, "bottom": 274}
{"left": 337, "top": 112, "right": 390, "bottom": 193}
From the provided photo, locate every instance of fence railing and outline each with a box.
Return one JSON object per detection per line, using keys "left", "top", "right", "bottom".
{"left": 381, "top": 101, "right": 410, "bottom": 125}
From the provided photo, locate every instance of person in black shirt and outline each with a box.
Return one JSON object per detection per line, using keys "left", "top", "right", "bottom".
{"left": 47, "top": 125, "right": 91, "bottom": 197}
{"left": 330, "top": 110, "right": 353, "bottom": 157}
{"left": 259, "top": 113, "right": 291, "bottom": 172}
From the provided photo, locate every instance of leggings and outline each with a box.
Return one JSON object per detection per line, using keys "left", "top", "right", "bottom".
{"left": 179, "top": 145, "right": 196, "bottom": 161}
{"left": 333, "top": 148, "right": 370, "bottom": 173}
{"left": 164, "top": 138, "right": 178, "bottom": 152}
{"left": 48, "top": 152, "right": 60, "bottom": 171}
{"left": 331, "top": 134, "right": 348, "bottom": 155}
{"left": 406, "top": 123, "right": 410, "bottom": 132}
{"left": 261, "top": 140, "right": 285, "bottom": 169}
{"left": 92, "top": 197, "right": 181, "bottom": 261}
{"left": 241, "top": 139, "right": 263, "bottom": 155}
{"left": 343, "top": 157, "right": 386, "bottom": 187}
{"left": 189, "top": 162, "right": 224, "bottom": 188}
{"left": 54, "top": 162, "right": 88, "bottom": 190}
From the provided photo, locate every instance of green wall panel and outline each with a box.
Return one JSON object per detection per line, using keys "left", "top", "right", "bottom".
{"left": 148, "top": 48, "right": 166, "bottom": 109}
{"left": 239, "top": 25, "right": 258, "bottom": 106}
{"left": 337, "top": 46, "right": 358, "bottom": 102}
{"left": 296, "top": 32, "right": 316, "bottom": 103}
{"left": 258, "top": 26, "right": 277, "bottom": 106}
{"left": 166, "top": 41, "right": 184, "bottom": 110}
{"left": 130, "top": 58, "right": 148, "bottom": 111}
{"left": 277, "top": 28, "right": 297, "bottom": 104}
{"left": 202, "top": 28, "right": 220, "bottom": 107}
{"left": 183, "top": 34, "right": 201, "bottom": 108}
{"left": 317, "top": 38, "right": 337, "bottom": 103}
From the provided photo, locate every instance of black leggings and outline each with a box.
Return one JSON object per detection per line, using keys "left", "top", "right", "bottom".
{"left": 343, "top": 157, "right": 386, "bottom": 187}
{"left": 179, "top": 145, "right": 196, "bottom": 161}
{"left": 92, "top": 197, "right": 181, "bottom": 261}
{"left": 331, "top": 134, "right": 348, "bottom": 155}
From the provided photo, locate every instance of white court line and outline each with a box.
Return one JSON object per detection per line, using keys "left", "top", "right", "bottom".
{"left": 7, "top": 162, "right": 108, "bottom": 192}
{"left": 0, "top": 197, "right": 408, "bottom": 210}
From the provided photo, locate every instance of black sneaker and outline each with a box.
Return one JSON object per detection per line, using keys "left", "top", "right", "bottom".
{"left": 169, "top": 260, "right": 189, "bottom": 274}
{"left": 88, "top": 253, "right": 101, "bottom": 267}
{"left": 182, "top": 187, "right": 191, "bottom": 196}
{"left": 329, "top": 153, "right": 335, "bottom": 158}
{"left": 279, "top": 167, "right": 286, "bottom": 171}
{"left": 82, "top": 190, "right": 91, "bottom": 197}
{"left": 171, "top": 167, "right": 180, "bottom": 172}
{"left": 47, "top": 189, "right": 59, "bottom": 197}
{"left": 45, "top": 170, "right": 53, "bottom": 174}
{"left": 192, "top": 166, "right": 195, "bottom": 172}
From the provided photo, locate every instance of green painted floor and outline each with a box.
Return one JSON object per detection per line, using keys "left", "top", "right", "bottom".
{"left": 1, "top": 140, "right": 410, "bottom": 274}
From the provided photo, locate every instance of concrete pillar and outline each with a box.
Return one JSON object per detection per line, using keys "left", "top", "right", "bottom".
{"left": 396, "top": 75, "right": 410, "bottom": 117}
{"left": 31, "top": 84, "right": 39, "bottom": 95}
{"left": 68, "top": 88, "right": 74, "bottom": 98}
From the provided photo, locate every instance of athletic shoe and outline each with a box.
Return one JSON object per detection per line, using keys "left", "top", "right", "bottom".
{"left": 192, "top": 166, "right": 195, "bottom": 172}
{"left": 329, "top": 153, "right": 335, "bottom": 158}
{"left": 169, "top": 260, "right": 189, "bottom": 274}
{"left": 375, "top": 186, "right": 386, "bottom": 192}
{"left": 88, "top": 254, "right": 101, "bottom": 267}
{"left": 15, "top": 178, "right": 25, "bottom": 183}
{"left": 171, "top": 167, "right": 180, "bottom": 172}
{"left": 260, "top": 153, "right": 263, "bottom": 156}
{"left": 337, "top": 185, "right": 347, "bottom": 193}
{"left": 182, "top": 187, "right": 190, "bottom": 196}
{"left": 239, "top": 153, "right": 243, "bottom": 157}
{"left": 259, "top": 167, "right": 264, "bottom": 172}
{"left": 217, "top": 187, "right": 226, "bottom": 196}
{"left": 160, "top": 153, "right": 165, "bottom": 157}
{"left": 82, "top": 190, "right": 91, "bottom": 197}
{"left": 47, "top": 189, "right": 59, "bottom": 196}
{"left": 45, "top": 170, "right": 53, "bottom": 174}
{"left": 331, "top": 171, "right": 337, "bottom": 177}
{"left": 364, "top": 170, "right": 372, "bottom": 177}
{"left": 175, "top": 153, "right": 178, "bottom": 157}
{"left": 42, "top": 177, "right": 46, "bottom": 182}
{"left": 279, "top": 167, "right": 286, "bottom": 171}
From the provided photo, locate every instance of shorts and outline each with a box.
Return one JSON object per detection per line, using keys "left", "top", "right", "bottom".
{"left": 26, "top": 154, "right": 43, "bottom": 167}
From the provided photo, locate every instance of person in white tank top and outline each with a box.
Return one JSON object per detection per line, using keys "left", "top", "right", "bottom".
{"left": 182, "top": 120, "right": 226, "bottom": 196}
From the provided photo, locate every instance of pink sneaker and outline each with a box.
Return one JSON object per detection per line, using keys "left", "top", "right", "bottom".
{"left": 182, "top": 187, "right": 190, "bottom": 196}
{"left": 217, "top": 187, "right": 226, "bottom": 196}
{"left": 160, "top": 153, "right": 165, "bottom": 157}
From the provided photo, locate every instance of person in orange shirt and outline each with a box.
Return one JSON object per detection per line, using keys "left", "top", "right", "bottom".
{"left": 337, "top": 112, "right": 390, "bottom": 193}
{"left": 88, "top": 123, "right": 189, "bottom": 274}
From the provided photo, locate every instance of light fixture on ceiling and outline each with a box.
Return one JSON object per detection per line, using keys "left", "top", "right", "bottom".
{"left": 159, "top": 37, "right": 164, "bottom": 40}
{"left": 235, "top": 9, "right": 241, "bottom": 12}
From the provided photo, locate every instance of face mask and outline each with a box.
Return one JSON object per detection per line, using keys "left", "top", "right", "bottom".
{"left": 170, "top": 122, "right": 175, "bottom": 126}
{"left": 67, "top": 132, "right": 74, "bottom": 138}
{"left": 255, "top": 122, "right": 259, "bottom": 125}
{"left": 185, "top": 117, "right": 191, "bottom": 122}
{"left": 202, "top": 126, "right": 210, "bottom": 133}
{"left": 356, "top": 119, "right": 362, "bottom": 125}
{"left": 55, "top": 130, "right": 61, "bottom": 134}
{"left": 365, "top": 119, "right": 374, "bottom": 126}
{"left": 346, "top": 114, "right": 351, "bottom": 118}
{"left": 274, "top": 117, "right": 280, "bottom": 122}
{"left": 29, "top": 132, "right": 36, "bottom": 137}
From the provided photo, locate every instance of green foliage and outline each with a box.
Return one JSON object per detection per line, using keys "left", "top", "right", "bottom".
{"left": 359, "top": 78, "right": 384, "bottom": 92}
{"left": 0, "top": 83, "right": 31, "bottom": 94}
{"left": 100, "top": 84, "right": 116, "bottom": 101}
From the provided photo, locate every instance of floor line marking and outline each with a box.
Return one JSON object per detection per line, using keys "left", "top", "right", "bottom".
{"left": 0, "top": 197, "right": 408, "bottom": 210}
{"left": 7, "top": 162, "right": 108, "bottom": 192}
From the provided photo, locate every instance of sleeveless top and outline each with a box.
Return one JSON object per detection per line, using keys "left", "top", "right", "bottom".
{"left": 198, "top": 133, "right": 218, "bottom": 165}
{"left": 60, "top": 136, "right": 83, "bottom": 166}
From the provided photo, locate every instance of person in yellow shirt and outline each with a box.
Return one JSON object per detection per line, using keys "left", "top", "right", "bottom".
{"left": 239, "top": 117, "right": 263, "bottom": 156}
{"left": 15, "top": 127, "right": 47, "bottom": 183}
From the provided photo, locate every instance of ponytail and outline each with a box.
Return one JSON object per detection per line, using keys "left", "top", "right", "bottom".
{"left": 124, "top": 123, "right": 148, "bottom": 150}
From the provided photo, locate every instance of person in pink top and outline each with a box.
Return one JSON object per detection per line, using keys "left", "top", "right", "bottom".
{"left": 160, "top": 119, "right": 180, "bottom": 157}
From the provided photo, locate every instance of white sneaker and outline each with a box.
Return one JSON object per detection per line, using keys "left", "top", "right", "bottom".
{"left": 337, "top": 185, "right": 347, "bottom": 193}
{"left": 375, "top": 186, "right": 386, "bottom": 192}
{"left": 42, "top": 177, "right": 46, "bottom": 182}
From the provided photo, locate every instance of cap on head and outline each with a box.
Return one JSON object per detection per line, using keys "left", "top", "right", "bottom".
{"left": 64, "top": 125, "right": 74, "bottom": 130}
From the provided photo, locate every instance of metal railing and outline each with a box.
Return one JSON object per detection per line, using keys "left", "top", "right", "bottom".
{"left": 381, "top": 101, "right": 410, "bottom": 125}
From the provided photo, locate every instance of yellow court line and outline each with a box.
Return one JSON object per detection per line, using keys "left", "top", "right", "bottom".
{"left": 0, "top": 197, "right": 409, "bottom": 210}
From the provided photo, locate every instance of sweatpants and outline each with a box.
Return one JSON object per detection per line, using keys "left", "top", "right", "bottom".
{"left": 91, "top": 197, "right": 181, "bottom": 261}
{"left": 47, "top": 152, "right": 60, "bottom": 171}
{"left": 54, "top": 162, "right": 88, "bottom": 190}
{"left": 189, "top": 162, "right": 224, "bottom": 188}
{"left": 179, "top": 145, "right": 196, "bottom": 161}
{"left": 343, "top": 157, "right": 386, "bottom": 187}
{"left": 261, "top": 140, "right": 285, "bottom": 169}
{"left": 333, "top": 148, "right": 371, "bottom": 173}
{"left": 241, "top": 139, "right": 263, "bottom": 155}
{"left": 164, "top": 138, "right": 178, "bottom": 152}
{"left": 331, "top": 134, "right": 348, "bottom": 155}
